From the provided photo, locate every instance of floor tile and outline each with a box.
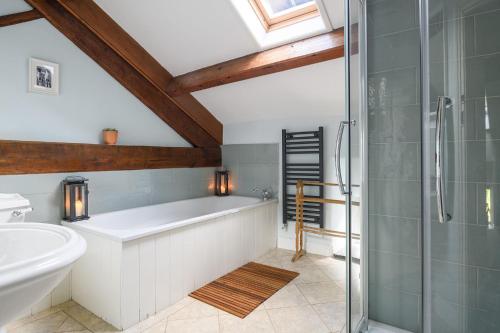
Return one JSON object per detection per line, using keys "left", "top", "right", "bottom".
{"left": 55, "top": 315, "right": 87, "bottom": 332}
{"left": 165, "top": 316, "right": 219, "bottom": 333}
{"left": 142, "top": 321, "right": 167, "bottom": 333}
{"left": 63, "top": 302, "right": 118, "bottom": 332}
{"left": 253, "top": 256, "right": 283, "bottom": 268}
{"left": 318, "top": 260, "right": 346, "bottom": 281}
{"left": 267, "top": 305, "right": 329, "bottom": 333}
{"left": 6, "top": 301, "right": 78, "bottom": 331}
{"left": 168, "top": 300, "right": 219, "bottom": 321}
{"left": 11, "top": 311, "right": 68, "bottom": 333}
{"left": 262, "top": 284, "right": 308, "bottom": 309}
{"left": 297, "top": 281, "right": 345, "bottom": 304}
{"left": 287, "top": 265, "right": 331, "bottom": 284}
{"left": 313, "top": 302, "right": 346, "bottom": 332}
{"left": 219, "top": 310, "right": 275, "bottom": 333}
{"left": 279, "top": 255, "right": 315, "bottom": 269}
{"left": 126, "top": 297, "right": 195, "bottom": 333}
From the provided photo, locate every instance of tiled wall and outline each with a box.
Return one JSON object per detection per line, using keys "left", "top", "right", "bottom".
{"left": 427, "top": 1, "right": 500, "bottom": 332}
{"left": 221, "top": 144, "right": 279, "bottom": 198}
{"left": 367, "top": 0, "right": 500, "bottom": 332}
{"left": 0, "top": 168, "right": 215, "bottom": 224}
{"left": 366, "top": 0, "right": 422, "bottom": 331}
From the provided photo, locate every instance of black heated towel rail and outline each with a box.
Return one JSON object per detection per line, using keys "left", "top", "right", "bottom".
{"left": 282, "top": 127, "right": 324, "bottom": 228}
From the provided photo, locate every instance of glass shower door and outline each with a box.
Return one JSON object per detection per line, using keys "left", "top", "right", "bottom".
{"left": 344, "top": 0, "right": 367, "bottom": 331}
{"left": 422, "top": 0, "right": 500, "bottom": 332}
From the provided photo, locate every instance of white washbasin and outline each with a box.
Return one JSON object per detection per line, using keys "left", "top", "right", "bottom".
{"left": 0, "top": 223, "right": 86, "bottom": 331}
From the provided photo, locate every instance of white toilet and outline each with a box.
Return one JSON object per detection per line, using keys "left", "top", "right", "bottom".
{"left": 0, "top": 194, "right": 86, "bottom": 333}
{"left": 0, "top": 194, "right": 33, "bottom": 223}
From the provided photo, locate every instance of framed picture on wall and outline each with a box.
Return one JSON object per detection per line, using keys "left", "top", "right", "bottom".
{"left": 29, "top": 58, "right": 59, "bottom": 95}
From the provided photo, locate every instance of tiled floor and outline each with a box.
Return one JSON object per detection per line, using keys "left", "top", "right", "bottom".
{"left": 8, "top": 249, "right": 348, "bottom": 333}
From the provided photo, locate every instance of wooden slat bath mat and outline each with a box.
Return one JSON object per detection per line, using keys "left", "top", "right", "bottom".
{"left": 189, "top": 262, "right": 299, "bottom": 318}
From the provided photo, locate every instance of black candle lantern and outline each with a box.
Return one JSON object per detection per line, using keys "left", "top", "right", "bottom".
{"left": 215, "top": 170, "right": 230, "bottom": 196}
{"left": 62, "top": 176, "right": 89, "bottom": 221}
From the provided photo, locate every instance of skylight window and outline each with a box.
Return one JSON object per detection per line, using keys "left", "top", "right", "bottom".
{"left": 249, "top": 0, "right": 319, "bottom": 31}
{"left": 231, "top": 0, "right": 330, "bottom": 49}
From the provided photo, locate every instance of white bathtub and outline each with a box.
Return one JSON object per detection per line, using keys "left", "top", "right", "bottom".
{"left": 63, "top": 196, "right": 278, "bottom": 330}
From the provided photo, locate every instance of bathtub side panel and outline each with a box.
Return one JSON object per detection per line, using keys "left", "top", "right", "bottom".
{"left": 155, "top": 232, "right": 171, "bottom": 311}
{"left": 121, "top": 242, "right": 140, "bottom": 329}
{"left": 71, "top": 230, "right": 122, "bottom": 328}
{"left": 139, "top": 239, "right": 156, "bottom": 320}
{"left": 254, "top": 203, "right": 278, "bottom": 258}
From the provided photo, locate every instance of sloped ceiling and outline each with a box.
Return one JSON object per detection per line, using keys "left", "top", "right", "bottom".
{"left": 194, "top": 58, "right": 345, "bottom": 124}
{"left": 0, "top": 0, "right": 344, "bottom": 128}
{"left": 94, "top": 0, "right": 346, "bottom": 125}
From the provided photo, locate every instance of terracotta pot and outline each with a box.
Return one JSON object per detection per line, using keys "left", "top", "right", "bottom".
{"left": 102, "top": 130, "right": 118, "bottom": 145}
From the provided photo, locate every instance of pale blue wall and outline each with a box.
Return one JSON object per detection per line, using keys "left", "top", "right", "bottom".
{"left": 0, "top": 6, "right": 188, "bottom": 146}
{"left": 0, "top": 3, "right": 215, "bottom": 223}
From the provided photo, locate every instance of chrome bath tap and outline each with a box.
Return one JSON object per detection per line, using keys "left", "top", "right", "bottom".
{"left": 251, "top": 187, "right": 273, "bottom": 200}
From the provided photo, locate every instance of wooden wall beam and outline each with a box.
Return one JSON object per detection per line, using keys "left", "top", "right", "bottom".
{"left": 55, "top": 0, "right": 222, "bottom": 145}
{"left": 0, "top": 140, "right": 221, "bottom": 175}
{"left": 0, "top": 9, "right": 42, "bottom": 27}
{"left": 25, "top": 0, "right": 220, "bottom": 147}
{"left": 166, "top": 28, "right": 344, "bottom": 96}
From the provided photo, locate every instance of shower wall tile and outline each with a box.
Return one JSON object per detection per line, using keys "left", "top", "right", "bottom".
{"left": 474, "top": 10, "right": 500, "bottom": 56}
{"left": 431, "top": 260, "right": 477, "bottom": 306}
{"left": 430, "top": 297, "right": 463, "bottom": 333}
{"left": 369, "top": 143, "right": 419, "bottom": 180}
{"left": 466, "top": 53, "right": 500, "bottom": 99}
{"left": 465, "top": 139, "right": 500, "bottom": 183}
{"left": 367, "top": 0, "right": 418, "bottom": 37}
{"left": 466, "top": 307, "right": 500, "bottom": 333}
{"left": 369, "top": 215, "right": 420, "bottom": 256}
{"left": 368, "top": 67, "right": 419, "bottom": 107}
{"left": 429, "top": 0, "right": 500, "bottom": 24}
{"left": 368, "top": 104, "right": 420, "bottom": 144}
{"left": 368, "top": 180, "right": 421, "bottom": 218}
{"left": 369, "top": 1, "right": 500, "bottom": 331}
{"left": 477, "top": 267, "right": 500, "bottom": 310}
{"left": 369, "top": 251, "right": 421, "bottom": 294}
{"left": 466, "top": 224, "right": 500, "bottom": 270}
{"left": 367, "top": 0, "right": 422, "bottom": 330}
{"left": 471, "top": 97, "right": 500, "bottom": 141}
{"left": 431, "top": 221, "right": 464, "bottom": 263}
{"left": 429, "top": 17, "right": 475, "bottom": 61}
{"left": 368, "top": 29, "right": 420, "bottom": 73}
{"left": 476, "top": 183, "right": 500, "bottom": 226}
{"left": 368, "top": 285, "right": 420, "bottom": 332}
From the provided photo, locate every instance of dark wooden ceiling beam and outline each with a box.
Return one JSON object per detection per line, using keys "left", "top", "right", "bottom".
{"left": 0, "top": 9, "right": 42, "bottom": 27}
{"left": 25, "top": 0, "right": 221, "bottom": 147}
{"left": 0, "top": 140, "right": 221, "bottom": 175}
{"left": 166, "top": 28, "right": 345, "bottom": 96}
{"left": 55, "top": 0, "right": 222, "bottom": 145}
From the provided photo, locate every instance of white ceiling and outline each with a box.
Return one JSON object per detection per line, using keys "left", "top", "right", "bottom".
{"left": 193, "top": 58, "right": 345, "bottom": 124}
{"left": 95, "top": 0, "right": 259, "bottom": 76}
{"left": 93, "top": 0, "right": 346, "bottom": 125}
{"left": 95, "top": 0, "right": 344, "bottom": 76}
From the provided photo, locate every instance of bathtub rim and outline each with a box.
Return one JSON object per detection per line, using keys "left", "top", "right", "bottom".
{"left": 62, "top": 196, "right": 278, "bottom": 243}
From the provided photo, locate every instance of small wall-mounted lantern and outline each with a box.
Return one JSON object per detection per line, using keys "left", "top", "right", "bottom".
{"left": 62, "top": 176, "right": 89, "bottom": 221}
{"left": 215, "top": 170, "right": 230, "bottom": 196}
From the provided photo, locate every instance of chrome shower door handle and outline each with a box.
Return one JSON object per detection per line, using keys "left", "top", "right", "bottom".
{"left": 435, "top": 96, "right": 452, "bottom": 223}
{"left": 335, "top": 120, "right": 355, "bottom": 195}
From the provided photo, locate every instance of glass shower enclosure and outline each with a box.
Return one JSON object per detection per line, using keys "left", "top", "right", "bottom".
{"left": 343, "top": 0, "right": 500, "bottom": 331}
